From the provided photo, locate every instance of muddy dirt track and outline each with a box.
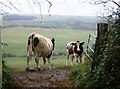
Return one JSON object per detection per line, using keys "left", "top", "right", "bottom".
{"left": 11, "top": 68, "right": 76, "bottom": 89}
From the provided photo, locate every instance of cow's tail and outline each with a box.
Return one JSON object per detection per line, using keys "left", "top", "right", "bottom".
{"left": 51, "top": 38, "right": 55, "bottom": 51}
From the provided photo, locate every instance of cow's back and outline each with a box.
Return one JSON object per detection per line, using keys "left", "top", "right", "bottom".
{"left": 66, "top": 42, "right": 75, "bottom": 55}
{"left": 33, "top": 34, "right": 53, "bottom": 57}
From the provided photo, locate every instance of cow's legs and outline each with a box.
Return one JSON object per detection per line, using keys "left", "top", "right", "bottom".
{"left": 43, "top": 57, "right": 46, "bottom": 66}
{"left": 27, "top": 57, "right": 30, "bottom": 70}
{"left": 70, "top": 54, "right": 74, "bottom": 66}
{"left": 76, "top": 56, "right": 79, "bottom": 65}
{"left": 66, "top": 53, "right": 69, "bottom": 66}
{"left": 48, "top": 58, "right": 51, "bottom": 70}
{"left": 26, "top": 52, "right": 32, "bottom": 70}
{"left": 35, "top": 54, "right": 39, "bottom": 69}
{"left": 79, "top": 55, "right": 82, "bottom": 63}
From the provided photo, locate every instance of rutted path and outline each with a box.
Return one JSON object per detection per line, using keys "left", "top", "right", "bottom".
{"left": 11, "top": 68, "right": 74, "bottom": 88}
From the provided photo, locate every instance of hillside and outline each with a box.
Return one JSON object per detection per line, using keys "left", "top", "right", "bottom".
{"left": 3, "top": 14, "right": 98, "bottom": 30}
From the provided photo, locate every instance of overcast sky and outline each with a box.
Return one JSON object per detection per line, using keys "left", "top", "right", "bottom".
{"left": 0, "top": 0, "right": 120, "bottom": 16}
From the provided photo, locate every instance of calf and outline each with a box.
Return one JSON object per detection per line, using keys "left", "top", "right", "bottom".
{"left": 27, "top": 32, "right": 55, "bottom": 70}
{"left": 66, "top": 41, "right": 84, "bottom": 66}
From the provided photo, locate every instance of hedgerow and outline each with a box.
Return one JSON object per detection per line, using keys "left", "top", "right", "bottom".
{"left": 69, "top": 18, "right": 120, "bottom": 89}
{"left": 2, "top": 60, "right": 14, "bottom": 89}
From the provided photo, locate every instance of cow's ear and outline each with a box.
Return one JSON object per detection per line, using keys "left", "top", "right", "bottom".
{"left": 80, "top": 42, "right": 85, "bottom": 45}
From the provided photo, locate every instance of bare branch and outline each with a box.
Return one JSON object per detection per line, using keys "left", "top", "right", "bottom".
{"left": 0, "top": 0, "right": 52, "bottom": 18}
{"left": 36, "top": 0, "right": 43, "bottom": 22}
{"left": 111, "top": 0, "right": 120, "bottom": 8}
{"left": 89, "top": 0, "right": 120, "bottom": 7}
{"left": 26, "top": 0, "right": 35, "bottom": 14}
{"left": 45, "top": 0, "right": 52, "bottom": 16}
{"left": 0, "top": 1, "right": 12, "bottom": 10}
{"left": 31, "top": 0, "right": 36, "bottom": 4}
{"left": 0, "top": 9, "right": 9, "bottom": 16}
{"left": 88, "top": 0, "right": 120, "bottom": 22}
{"left": 7, "top": 0, "right": 20, "bottom": 12}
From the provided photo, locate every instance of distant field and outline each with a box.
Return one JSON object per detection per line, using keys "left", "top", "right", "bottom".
{"left": 3, "top": 15, "right": 98, "bottom": 30}
{"left": 2, "top": 27, "right": 96, "bottom": 57}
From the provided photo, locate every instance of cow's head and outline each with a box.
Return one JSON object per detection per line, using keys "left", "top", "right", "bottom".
{"left": 74, "top": 41, "right": 85, "bottom": 53}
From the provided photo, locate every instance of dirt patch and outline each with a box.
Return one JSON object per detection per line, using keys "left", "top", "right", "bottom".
{"left": 11, "top": 68, "right": 74, "bottom": 88}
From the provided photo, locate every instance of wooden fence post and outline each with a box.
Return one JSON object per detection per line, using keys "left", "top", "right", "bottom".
{"left": 97, "top": 23, "right": 108, "bottom": 41}
{"left": 0, "top": 25, "right": 2, "bottom": 89}
{"left": 91, "top": 23, "right": 108, "bottom": 70}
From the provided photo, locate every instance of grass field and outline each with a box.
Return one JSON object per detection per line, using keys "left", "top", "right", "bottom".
{"left": 2, "top": 26, "right": 95, "bottom": 71}
{"left": 4, "top": 55, "right": 87, "bottom": 72}
{"left": 4, "top": 56, "right": 67, "bottom": 71}
{"left": 2, "top": 27, "right": 96, "bottom": 57}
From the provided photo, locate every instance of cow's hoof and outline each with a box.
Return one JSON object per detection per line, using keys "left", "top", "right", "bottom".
{"left": 36, "top": 68, "right": 40, "bottom": 71}
{"left": 29, "top": 68, "right": 37, "bottom": 72}
{"left": 76, "top": 60, "right": 78, "bottom": 62}
{"left": 37, "top": 68, "right": 40, "bottom": 71}
{"left": 26, "top": 68, "right": 29, "bottom": 71}
{"left": 48, "top": 68, "right": 52, "bottom": 71}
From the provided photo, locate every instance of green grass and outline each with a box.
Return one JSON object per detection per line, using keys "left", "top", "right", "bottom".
{"left": 2, "top": 27, "right": 96, "bottom": 56}
{"left": 2, "top": 26, "right": 94, "bottom": 75}
{"left": 0, "top": 66, "right": 1, "bottom": 89}
{"left": 0, "top": 78, "right": 1, "bottom": 88}
{"left": 4, "top": 56, "right": 87, "bottom": 72}
{"left": 69, "top": 58, "right": 92, "bottom": 87}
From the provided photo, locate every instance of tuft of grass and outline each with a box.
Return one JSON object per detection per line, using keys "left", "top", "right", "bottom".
{"left": 2, "top": 60, "right": 15, "bottom": 89}
{"left": 69, "top": 59, "right": 91, "bottom": 87}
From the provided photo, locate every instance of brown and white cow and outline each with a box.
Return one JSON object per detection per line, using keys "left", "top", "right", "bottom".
{"left": 66, "top": 41, "right": 84, "bottom": 66}
{"left": 27, "top": 32, "right": 55, "bottom": 70}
